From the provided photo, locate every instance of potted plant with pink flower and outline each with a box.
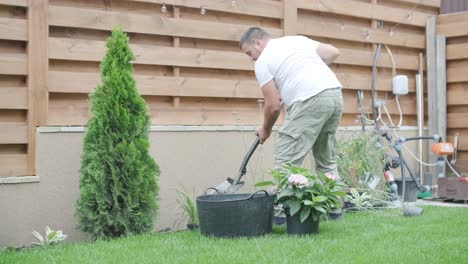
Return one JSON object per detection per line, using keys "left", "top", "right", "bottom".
{"left": 256, "top": 165, "right": 346, "bottom": 235}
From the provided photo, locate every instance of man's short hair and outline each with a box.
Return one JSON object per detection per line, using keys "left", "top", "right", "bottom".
{"left": 239, "top": 27, "right": 270, "bottom": 48}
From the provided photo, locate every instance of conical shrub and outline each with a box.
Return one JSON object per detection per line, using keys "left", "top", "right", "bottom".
{"left": 76, "top": 28, "right": 159, "bottom": 239}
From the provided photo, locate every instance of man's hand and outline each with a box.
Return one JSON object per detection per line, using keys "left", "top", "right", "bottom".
{"left": 257, "top": 127, "right": 271, "bottom": 144}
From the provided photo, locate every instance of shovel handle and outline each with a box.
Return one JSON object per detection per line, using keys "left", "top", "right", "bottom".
{"left": 246, "top": 190, "right": 269, "bottom": 200}
{"left": 205, "top": 188, "right": 221, "bottom": 195}
{"left": 235, "top": 136, "right": 260, "bottom": 184}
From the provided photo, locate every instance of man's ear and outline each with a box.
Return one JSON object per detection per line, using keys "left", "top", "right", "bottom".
{"left": 254, "top": 39, "right": 262, "bottom": 48}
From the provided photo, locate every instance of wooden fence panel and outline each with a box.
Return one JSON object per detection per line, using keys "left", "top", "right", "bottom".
{"left": 0, "top": 0, "right": 28, "bottom": 7}
{"left": 46, "top": 0, "right": 437, "bottom": 126}
{"left": 0, "top": 2, "right": 28, "bottom": 176}
{"left": 48, "top": 5, "right": 284, "bottom": 42}
{"left": 129, "top": 0, "right": 283, "bottom": 18}
{"left": 0, "top": 18, "right": 28, "bottom": 41}
{"left": 438, "top": 11, "right": 468, "bottom": 171}
{"left": 1, "top": 0, "right": 444, "bottom": 176}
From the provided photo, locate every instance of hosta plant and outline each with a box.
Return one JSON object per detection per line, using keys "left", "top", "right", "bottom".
{"left": 256, "top": 165, "right": 346, "bottom": 222}
{"left": 345, "top": 189, "right": 373, "bottom": 210}
{"left": 32, "top": 226, "right": 68, "bottom": 246}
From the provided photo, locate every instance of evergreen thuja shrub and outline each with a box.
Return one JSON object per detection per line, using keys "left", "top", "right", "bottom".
{"left": 76, "top": 28, "right": 159, "bottom": 239}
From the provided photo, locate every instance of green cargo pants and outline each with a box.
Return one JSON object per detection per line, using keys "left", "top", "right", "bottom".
{"left": 274, "top": 88, "right": 343, "bottom": 175}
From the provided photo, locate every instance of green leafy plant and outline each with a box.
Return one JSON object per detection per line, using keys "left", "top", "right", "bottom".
{"left": 176, "top": 190, "right": 198, "bottom": 226}
{"left": 335, "top": 132, "right": 387, "bottom": 189}
{"left": 346, "top": 189, "right": 373, "bottom": 210}
{"left": 256, "top": 165, "right": 346, "bottom": 223}
{"left": 32, "top": 226, "right": 68, "bottom": 246}
{"left": 75, "top": 28, "right": 159, "bottom": 240}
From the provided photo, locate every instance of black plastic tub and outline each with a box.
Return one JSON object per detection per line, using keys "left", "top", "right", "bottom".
{"left": 196, "top": 190, "right": 275, "bottom": 237}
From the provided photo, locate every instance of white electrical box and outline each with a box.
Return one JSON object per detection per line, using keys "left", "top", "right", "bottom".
{"left": 392, "top": 75, "right": 408, "bottom": 95}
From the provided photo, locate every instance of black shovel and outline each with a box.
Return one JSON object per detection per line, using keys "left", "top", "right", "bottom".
{"left": 208, "top": 136, "right": 261, "bottom": 194}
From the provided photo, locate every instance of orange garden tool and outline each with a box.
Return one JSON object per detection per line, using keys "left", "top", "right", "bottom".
{"left": 431, "top": 142, "right": 454, "bottom": 156}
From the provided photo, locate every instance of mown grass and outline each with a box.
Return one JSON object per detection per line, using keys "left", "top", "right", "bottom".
{"left": 1, "top": 206, "right": 467, "bottom": 264}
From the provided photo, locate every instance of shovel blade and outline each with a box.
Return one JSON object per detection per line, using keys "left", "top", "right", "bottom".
{"left": 223, "top": 182, "right": 245, "bottom": 194}
{"left": 206, "top": 178, "right": 245, "bottom": 194}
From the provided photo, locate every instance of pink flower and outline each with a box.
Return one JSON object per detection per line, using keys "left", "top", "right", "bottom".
{"left": 325, "top": 172, "right": 340, "bottom": 181}
{"left": 288, "top": 174, "right": 308, "bottom": 189}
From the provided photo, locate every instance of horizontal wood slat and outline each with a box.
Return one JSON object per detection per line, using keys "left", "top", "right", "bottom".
{"left": 336, "top": 71, "right": 416, "bottom": 92}
{"left": 129, "top": 0, "right": 283, "bottom": 19}
{"left": 49, "top": 70, "right": 416, "bottom": 98}
{"left": 456, "top": 152, "right": 468, "bottom": 161}
{"left": 0, "top": 53, "right": 27, "bottom": 75}
{"left": 49, "top": 71, "right": 261, "bottom": 98}
{"left": 0, "top": 17, "right": 28, "bottom": 41}
{"left": 49, "top": 37, "right": 419, "bottom": 70}
{"left": 48, "top": 89, "right": 413, "bottom": 120}
{"left": 48, "top": 94, "right": 265, "bottom": 125}
{"left": 455, "top": 142, "right": 468, "bottom": 152}
{"left": 337, "top": 47, "right": 419, "bottom": 70}
{"left": 447, "top": 129, "right": 468, "bottom": 151}
{"left": 446, "top": 43, "right": 468, "bottom": 60}
{"left": 448, "top": 113, "right": 468, "bottom": 128}
{"left": 0, "top": 154, "right": 28, "bottom": 176}
{"left": 390, "top": 0, "right": 440, "bottom": 8}
{"left": 437, "top": 21, "right": 468, "bottom": 38}
{"left": 48, "top": 5, "right": 283, "bottom": 42}
{"left": 298, "top": 17, "right": 425, "bottom": 49}
{"left": 447, "top": 67, "right": 468, "bottom": 83}
{"left": 0, "top": 123, "right": 27, "bottom": 144}
{"left": 48, "top": 109, "right": 265, "bottom": 126}
{"left": 47, "top": 103, "right": 417, "bottom": 127}
{"left": 438, "top": 12, "right": 468, "bottom": 25}
{"left": 0, "top": 0, "right": 28, "bottom": 7}
{"left": 297, "top": 0, "right": 429, "bottom": 27}
{"left": 448, "top": 84, "right": 468, "bottom": 106}
{"left": 0, "top": 87, "right": 27, "bottom": 109}
{"left": 452, "top": 144, "right": 468, "bottom": 153}
{"left": 48, "top": 37, "right": 253, "bottom": 70}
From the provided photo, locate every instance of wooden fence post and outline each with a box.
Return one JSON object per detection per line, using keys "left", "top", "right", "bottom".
{"left": 172, "top": 6, "right": 180, "bottom": 108}
{"left": 27, "top": 0, "right": 48, "bottom": 174}
{"left": 436, "top": 33, "right": 447, "bottom": 176}
{"left": 436, "top": 34, "right": 447, "bottom": 143}
{"left": 283, "top": 0, "right": 297, "bottom": 36}
{"left": 425, "top": 15, "right": 437, "bottom": 181}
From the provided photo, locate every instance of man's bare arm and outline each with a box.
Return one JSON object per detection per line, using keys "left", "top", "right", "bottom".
{"left": 258, "top": 80, "right": 282, "bottom": 143}
{"left": 316, "top": 43, "right": 340, "bottom": 65}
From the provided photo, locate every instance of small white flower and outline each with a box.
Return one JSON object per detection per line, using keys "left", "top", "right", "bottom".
{"left": 288, "top": 174, "right": 308, "bottom": 189}
{"left": 274, "top": 204, "right": 284, "bottom": 211}
{"left": 325, "top": 172, "right": 340, "bottom": 181}
{"left": 267, "top": 185, "right": 278, "bottom": 194}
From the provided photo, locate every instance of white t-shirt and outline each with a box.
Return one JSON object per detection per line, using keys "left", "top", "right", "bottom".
{"left": 254, "top": 36, "right": 342, "bottom": 107}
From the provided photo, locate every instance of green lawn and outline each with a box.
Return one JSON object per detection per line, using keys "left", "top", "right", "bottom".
{"left": 1, "top": 206, "right": 467, "bottom": 264}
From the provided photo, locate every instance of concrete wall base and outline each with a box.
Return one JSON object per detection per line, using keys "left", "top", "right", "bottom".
{"left": 0, "top": 126, "right": 420, "bottom": 247}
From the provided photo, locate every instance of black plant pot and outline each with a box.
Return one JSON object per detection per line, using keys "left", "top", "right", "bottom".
{"left": 343, "top": 202, "right": 364, "bottom": 212}
{"left": 187, "top": 223, "right": 199, "bottom": 231}
{"left": 286, "top": 213, "right": 319, "bottom": 235}
{"left": 327, "top": 212, "right": 342, "bottom": 220}
{"left": 273, "top": 216, "right": 286, "bottom": 225}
